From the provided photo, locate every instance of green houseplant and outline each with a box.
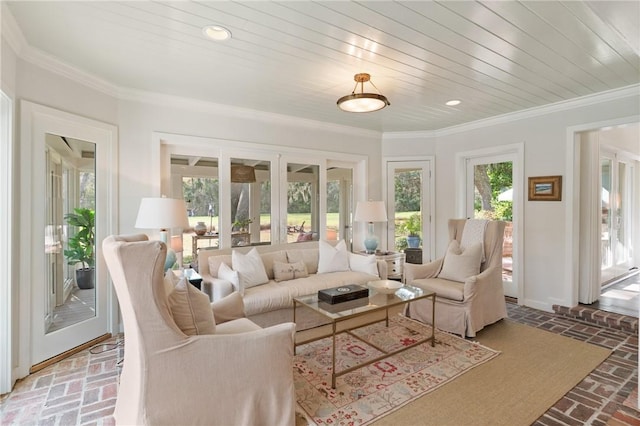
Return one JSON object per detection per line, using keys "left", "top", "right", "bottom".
{"left": 64, "top": 208, "right": 95, "bottom": 289}
{"left": 398, "top": 213, "right": 421, "bottom": 248}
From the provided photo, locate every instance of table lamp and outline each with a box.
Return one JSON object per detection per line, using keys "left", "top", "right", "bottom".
{"left": 135, "top": 197, "right": 189, "bottom": 271}
{"left": 354, "top": 201, "right": 388, "bottom": 254}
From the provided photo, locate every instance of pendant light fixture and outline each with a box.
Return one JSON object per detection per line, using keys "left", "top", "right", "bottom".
{"left": 337, "top": 73, "right": 390, "bottom": 113}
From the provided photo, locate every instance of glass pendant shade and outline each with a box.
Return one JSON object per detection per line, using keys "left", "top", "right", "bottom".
{"left": 337, "top": 73, "right": 390, "bottom": 113}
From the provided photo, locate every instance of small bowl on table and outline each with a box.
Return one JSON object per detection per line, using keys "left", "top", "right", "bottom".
{"left": 368, "top": 279, "right": 403, "bottom": 295}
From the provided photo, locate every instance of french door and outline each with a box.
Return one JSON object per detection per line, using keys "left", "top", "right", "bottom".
{"left": 21, "top": 102, "right": 117, "bottom": 372}
{"left": 600, "top": 148, "right": 635, "bottom": 283}
{"left": 385, "top": 159, "right": 434, "bottom": 263}
{"left": 465, "top": 152, "right": 520, "bottom": 299}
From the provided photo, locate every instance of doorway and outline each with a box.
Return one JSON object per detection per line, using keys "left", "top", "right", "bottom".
{"left": 458, "top": 144, "right": 523, "bottom": 301}
{"left": 385, "top": 159, "right": 434, "bottom": 263}
{"left": 20, "top": 102, "right": 118, "bottom": 375}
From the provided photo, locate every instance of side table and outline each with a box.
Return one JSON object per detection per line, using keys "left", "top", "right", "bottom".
{"left": 358, "top": 251, "right": 405, "bottom": 281}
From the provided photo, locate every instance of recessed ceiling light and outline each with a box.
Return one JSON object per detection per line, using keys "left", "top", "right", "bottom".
{"left": 446, "top": 99, "right": 461, "bottom": 106}
{"left": 202, "top": 25, "right": 231, "bottom": 41}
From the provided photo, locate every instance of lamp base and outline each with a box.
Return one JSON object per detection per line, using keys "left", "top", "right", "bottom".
{"left": 364, "top": 235, "right": 379, "bottom": 254}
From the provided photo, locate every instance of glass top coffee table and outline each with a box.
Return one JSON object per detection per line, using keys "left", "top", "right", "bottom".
{"left": 293, "top": 282, "right": 435, "bottom": 388}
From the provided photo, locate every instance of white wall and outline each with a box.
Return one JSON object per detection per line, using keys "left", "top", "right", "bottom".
{"left": 383, "top": 93, "right": 640, "bottom": 311}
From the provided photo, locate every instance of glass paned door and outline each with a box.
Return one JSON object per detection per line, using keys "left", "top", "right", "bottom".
{"left": 386, "top": 161, "right": 432, "bottom": 263}
{"left": 466, "top": 157, "right": 515, "bottom": 297}
{"left": 601, "top": 150, "right": 634, "bottom": 283}
{"left": 45, "top": 134, "right": 97, "bottom": 334}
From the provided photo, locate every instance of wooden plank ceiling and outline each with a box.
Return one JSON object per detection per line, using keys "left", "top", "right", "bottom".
{"left": 5, "top": 1, "right": 639, "bottom": 132}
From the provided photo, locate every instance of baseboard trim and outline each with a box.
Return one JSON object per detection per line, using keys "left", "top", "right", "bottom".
{"left": 29, "top": 333, "right": 112, "bottom": 374}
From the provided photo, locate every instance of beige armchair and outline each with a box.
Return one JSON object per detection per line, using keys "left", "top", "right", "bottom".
{"left": 404, "top": 219, "right": 507, "bottom": 337}
{"left": 103, "top": 234, "right": 296, "bottom": 426}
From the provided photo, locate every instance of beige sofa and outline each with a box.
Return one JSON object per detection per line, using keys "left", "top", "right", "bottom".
{"left": 198, "top": 240, "right": 388, "bottom": 327}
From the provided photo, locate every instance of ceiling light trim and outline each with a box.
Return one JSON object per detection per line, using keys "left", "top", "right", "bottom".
{"left": 202, "top": 25, "right": 231, "bottom": 41}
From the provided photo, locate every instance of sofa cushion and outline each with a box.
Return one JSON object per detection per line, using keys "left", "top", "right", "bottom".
{"left": 273, "top": 260, "right": 309, "bottom": 282}
{"left": 317, "top": 239, "right": 349, "bottom": 273}
{"left": 438, "top": 240, "right": 483, "bottom": 283}
{"left": 168, "top": 278, "right": 216, "bottom": 335}
{"left": 260, "top": 250, "right": 288, "bottom": 280}
{"left": 286, "top": 248, "right": 319, "bottom": 274}
{"left": 242, "top": 270, "right": 380, "bottom": 316}
{"left": 412, "top": 277, "right": 465, "bottom": 301}
{"left": 348, "top": 252, "right": 378, "bottom": 276}
{"left": 232, "top": 247, "right": 269, "bottom": 289}
{"left": 208, "top": 254, "right": 233, "bottom": 278}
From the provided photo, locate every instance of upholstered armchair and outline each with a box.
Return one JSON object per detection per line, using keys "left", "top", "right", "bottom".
{"left": 404, "top": 219, "right": 507, "bottom": 337}
{"left": 103, "top": 234, "right": 296, "bottom": 426}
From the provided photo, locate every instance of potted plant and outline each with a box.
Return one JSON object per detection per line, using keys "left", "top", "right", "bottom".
{"left": 232, "top": 218, "right": 252, "bottom": 233}
{"left": 64, "top": 207, "right": 95, "bottom": 289}
{"left": 398, "top": 213, "right": 421, "bottom": 249}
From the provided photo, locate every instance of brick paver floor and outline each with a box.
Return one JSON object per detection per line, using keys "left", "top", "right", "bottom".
{"left": 1, "top": 302, "right": 638, "bottom": 425}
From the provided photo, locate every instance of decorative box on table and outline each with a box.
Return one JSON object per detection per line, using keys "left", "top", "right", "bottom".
{"left": 318, "top": 284, "right": 369, "bottom": 304}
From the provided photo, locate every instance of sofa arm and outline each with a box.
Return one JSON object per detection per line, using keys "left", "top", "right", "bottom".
{"left": 376, "top": 260, "right": 388, "bottom": 280}
{"left": 463, "top": 265, "right": 501, "bottom": 300}
{"left": 404, "top": 258, "right": 443, "bottom": 283}
{"left": 201, "top": 274, "right": 234, "bottom": 302}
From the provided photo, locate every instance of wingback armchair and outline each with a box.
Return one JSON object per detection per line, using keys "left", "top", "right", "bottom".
{"left": 103, "top": 234, "right": 296, "bottom": 426}
{"left": 404, "top": 219, "right": 507, "bottom": 337}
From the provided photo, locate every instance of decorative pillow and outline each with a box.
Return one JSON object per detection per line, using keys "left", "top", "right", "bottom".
{"left": 348, "top": 252, "right": 379, "bottom": 276}
{"left": 232, "top": 247, "right": 269, "bottom": 290}
{"left": 164, "top": 269, "right": 179, "bottom": 298}
{"left": 168, "top": 278, "right": 216, "bottom": 335}
{"left": 259, "top": 250, "right": 288, "bottom": 280}
{"left": 297, "top": 232, "right": 314, "bottom": 242}
{"left": 273, "top": 260, "right": 309, "bottom": 282}
{"left": 438, "top": 240, "right": 483, "bottom": 283}
{"left": 286, "top": 249, "right": 319, "bottom": 274}
{"left": 218, "top": 262, "right": 241, "bottom": 294}
{"left": 211, "top": 292, "right": 246, "bottom": 324}
{"left": 317, "top": 239, "right": 349, "bottom": 274}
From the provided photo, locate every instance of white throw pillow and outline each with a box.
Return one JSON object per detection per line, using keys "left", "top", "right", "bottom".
{"left": 163, "top": 269, "right": 179, "bottom": 299}
{"left": 317, "top": 239, "right": 350, "bottom": 274}
{"left": 168, "top": 278, "right": 216, "bottom": 335}
{"left": 232, "top": 247, "right": 269, "bottom": 290}
{"left": 438, "top": 240, "right": 483, "bottom": 283}
{"left": 348, "top": 252, "right": 379, "bottom": 276}
{"left": 218, "top": 262, "right": 241, "bottom": 294}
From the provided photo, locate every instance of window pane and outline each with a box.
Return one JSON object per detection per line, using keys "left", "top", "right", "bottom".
{"left": 231, "top": 158, "right": 270, "bottom": 247}
{"left": 287, "top": 163, "right": 319, "bottom": 243}
{"left": 172, "top": 155, "right": 219, "bottom": 266}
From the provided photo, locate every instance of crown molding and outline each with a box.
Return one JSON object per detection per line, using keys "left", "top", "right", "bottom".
{"left": 384, "top": 84, "right": 640, "bottom": 140}
{"left": 1, "top": 3, "right": 26, "bottom": 56}
{"left": 117, "top": 87, "right": 382, "bottom": 139}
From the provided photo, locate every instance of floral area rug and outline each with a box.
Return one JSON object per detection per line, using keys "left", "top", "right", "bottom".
{"left": 294, "top": 315, "right": 500, "bottom": 425}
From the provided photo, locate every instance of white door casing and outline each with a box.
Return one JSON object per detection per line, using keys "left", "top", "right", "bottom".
{"left": 19, "top": 101, "right": 118, "bottom": 374}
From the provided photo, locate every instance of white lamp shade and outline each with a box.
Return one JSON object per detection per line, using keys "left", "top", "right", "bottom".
{"left": 354, "top": 201, "right": 388, "bottom": 223}
{"left": 135, "top": 197, "right": 189, "bottom": 230}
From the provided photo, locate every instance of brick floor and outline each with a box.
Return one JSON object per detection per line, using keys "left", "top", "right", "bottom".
{"left": 0, "top": 303, "right": 638, "bottom": 425}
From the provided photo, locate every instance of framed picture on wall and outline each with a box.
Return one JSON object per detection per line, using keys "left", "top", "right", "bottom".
{"left": 528, "top": 175, "right": 562, "bottom": 201}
